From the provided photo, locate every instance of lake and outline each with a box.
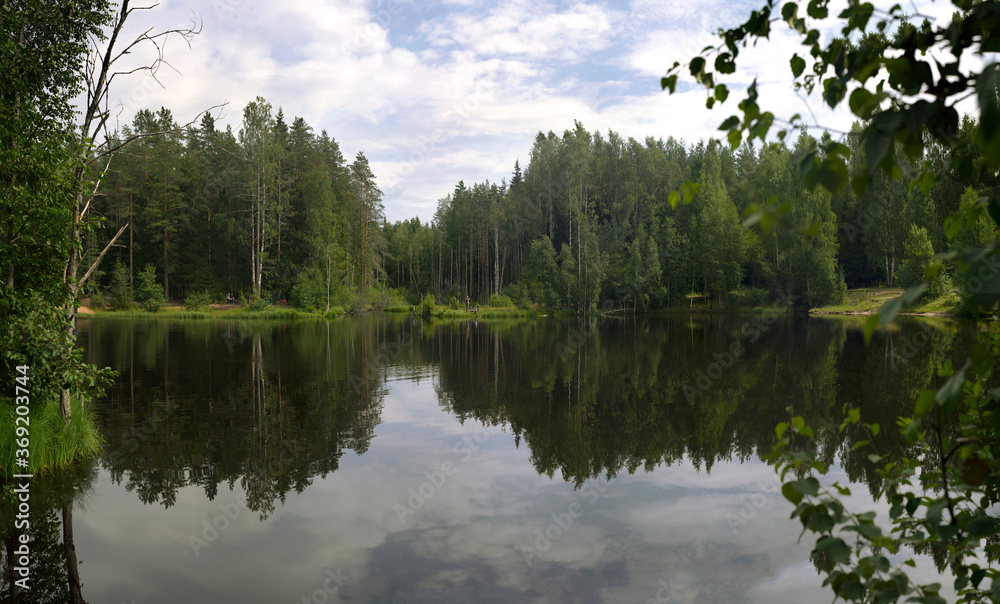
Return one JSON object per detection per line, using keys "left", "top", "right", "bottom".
{"left": 4, "top": 314, "right": 976, "bottom": 603}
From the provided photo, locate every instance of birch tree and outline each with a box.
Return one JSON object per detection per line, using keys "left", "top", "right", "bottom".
{"left": 239, "top": 96, "right": 278, "bottom": 299}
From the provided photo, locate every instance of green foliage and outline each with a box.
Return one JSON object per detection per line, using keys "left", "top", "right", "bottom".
{"left": 693, "top": 146, "right": 743, "bottom": 301}
{"left": 662, "top": 3, "right": 1000, "bottom": 600}
{"left": 247, "top": 297, "right": 272, "bottom": 312}
{"left": 134, "top": 265, "right": 165, "bottom": 312}
{"left": 291, "top": 266, "right": 330, "bottom": 311}
{"left": 773, "top": 326, "right": 1000, "bottom": 603}
{"left": 0, "top": 0, "right": 118, "bottom": 473}
{"left": 729, "top": 287, "right": 770, "bottom": 307}
{"left": 386, "top": 287, "right": 414, "bottom": 307}
{"left": 88, "top": 289, "right": 107, "bottom": 310}
{"left": 0, "top": 395, "right": 102, "bottom": 476}
{"left": 897, "top": 225, "right": 947, "bottom": 299}
{"left": 953, "top": 187, "right": 1000, "bottom": 252}
{"left": 108, "top": 260, "right": 133, "bottom": 310}
{"left": 421, "top": 293, "right": 436, "bottom": 316}
{"left": 0, "top": 291, "right": 115, "bottom": 478}
{"left": 503, "top": 283, "right": 530, "bottom": 308}
{"left": 488, "top": 293, "right": 514, "bottom": 307}
{"left": 183, "top": 289, "right": 215, "bottom": 310}
{"left": 523, "top": 237, "right": 560, "bottom": 307}
{"left": 665, "top": 0, "right": 1000, "bottom": 323}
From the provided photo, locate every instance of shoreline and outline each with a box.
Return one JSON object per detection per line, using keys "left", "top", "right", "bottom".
{"left": 76, "top": 289, "right": 983, "bottom": 320}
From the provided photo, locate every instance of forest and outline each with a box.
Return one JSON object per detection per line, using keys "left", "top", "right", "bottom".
{"left": 84, "top": 100, "right": 1000, "bottom": 313}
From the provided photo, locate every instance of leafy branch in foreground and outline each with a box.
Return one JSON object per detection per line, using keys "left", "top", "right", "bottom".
{"left": 662, "top": 0, "right": 1000, "bottom": 322}
{"left": 772, "top": 324, "right": 1000, "bottom": 602}
{"left": 662, "top": 1, "right": 1000, "bottom": 600}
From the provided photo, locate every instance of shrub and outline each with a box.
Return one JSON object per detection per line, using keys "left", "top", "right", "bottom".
{"left": 488, "top": 293, "right": 514, "bottom": 307}
{"left": 385, "top": 287, "right": 408, "bottom": 308}
{"left": 89, "top": 289, "right": 107, "bottom": 310}
{"left": 291, "top": 266, "right": 326, "bottom": 311}
{"left": 184, "top": 289, "right": 215, "bottom": 310}
{"left": 247, "top": 297, "right": 271, "bottom": 312}
{"left": 504, "top": 282, "right": 529, "bottom": 307}
{"left": 404, "top": 289, "right": 422, "bottom": 306}
{"left": 134, "top": 265, "right": 164, "bottom": 312}
{"left": 421, "top": 293, "right": 436, "bottom": 316}
{"left": 729, "top": 287, "right": 771, "bottom": 308}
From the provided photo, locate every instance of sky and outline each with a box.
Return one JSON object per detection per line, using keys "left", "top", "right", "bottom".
{"left": 99, "top": 0, "right": 960, "bottom": 223}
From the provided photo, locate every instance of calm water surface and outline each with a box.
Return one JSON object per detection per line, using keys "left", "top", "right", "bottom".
{"left": 4, "top": 314, "right": 978, "bottom": 602}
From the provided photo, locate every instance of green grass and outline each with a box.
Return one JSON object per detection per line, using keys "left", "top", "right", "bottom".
{"left": 1, "top": 396, "right": 102, "bottom": 477}
{"left": 93, "top": 305, "right": 346, "bottom": 320}
{"left": 811, "top": 288, "right": 963, "bottom": 315}
{"left": 92, "top": 310, "right": 213, "bottom": 319}
{"left": 386, "top": 299, "right": 538, "bottom": 318}
{"left": 431, "top": 306, "right": 535, "bottom": 319}
{"left": 910, "top": 292, "right": 964, "bottom": 314}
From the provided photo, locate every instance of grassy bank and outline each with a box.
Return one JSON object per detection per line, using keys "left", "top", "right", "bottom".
{"left": 1, "top": 396, "right": 101, "bottom": 477}
{"left": 89, "top": 304, "right": 346, "bottom": 320}
{"left": 386, "top": 302, "right": 539, "bottom": 319}
{"left": 810, "top": 288, "right": 964, "bottom": 316}
{"left": 85, "top": 290, "right": 973, "bottom": 321}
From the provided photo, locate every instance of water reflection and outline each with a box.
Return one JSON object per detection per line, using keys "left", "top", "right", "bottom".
{"left": 0, "top": 314, "right": 975, "bottom": 603}
{"left": 1, "top": 462, "right": 97, "bottom": 603}
{"left": 84, "top": 318, "right": 393, "bottom": 517}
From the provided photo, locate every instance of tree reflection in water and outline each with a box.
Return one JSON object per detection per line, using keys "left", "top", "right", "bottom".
{"left": 0, "top": 312, "right": 961, "bottom": 601}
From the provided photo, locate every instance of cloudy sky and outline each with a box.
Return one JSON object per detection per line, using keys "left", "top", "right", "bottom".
{"left": 101, "top": 0, "right": 957, "bottom": 222}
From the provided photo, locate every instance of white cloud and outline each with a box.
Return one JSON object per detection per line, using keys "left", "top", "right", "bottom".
{"left": 421, "top": 1, "right": 622, "bottom": 61}
{"left": 87, "top": 0, "right": 981, "bottom": 222}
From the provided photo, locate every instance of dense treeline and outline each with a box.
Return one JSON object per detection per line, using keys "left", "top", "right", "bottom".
{"left": 89, "top": 97, "right": 385, "bottom": 312}
{"left": 392, "top": 118, "right": 1000, "bottom": 311}
{"left": 86, "top": 105, "right": 999, "bottom": 312}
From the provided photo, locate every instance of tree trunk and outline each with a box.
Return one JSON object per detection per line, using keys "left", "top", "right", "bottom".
{"left": 493, "top": 225, "right": 500, "bottom": 296}
{"left": 63, "top": 499, "right": 84, "bottom": 604}
{"left": 129, "top": 192, "right": 133, "bottom": 290}
{"left": 325, "top": 253, "right": 331, "bottom": 313}
{"left": 163, "top": 171, "right": 169, "bottom": 299}
{"left": 61, "top": 189, "right": 84, "bottom": 422}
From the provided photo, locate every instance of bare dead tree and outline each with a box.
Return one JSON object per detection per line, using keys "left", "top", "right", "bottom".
{"left": 59, "top": 0, "right": 225, "bottom": 421}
